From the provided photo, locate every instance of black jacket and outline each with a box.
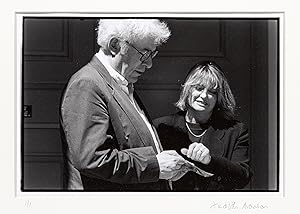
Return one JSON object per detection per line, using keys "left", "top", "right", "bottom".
{"left": 153, "top": 111, "right": 253, "bottom": 191}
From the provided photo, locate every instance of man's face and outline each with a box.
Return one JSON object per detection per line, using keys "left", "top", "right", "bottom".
{"left": 118, "top": 38, "right": 157, "bottom": 83}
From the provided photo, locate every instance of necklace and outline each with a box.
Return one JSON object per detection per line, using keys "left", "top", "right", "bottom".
{"left": 185, "top": 122, "right": 207, "bottom": 138}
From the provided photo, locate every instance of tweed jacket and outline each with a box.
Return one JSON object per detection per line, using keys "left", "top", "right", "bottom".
{"left": 153, "top": 111, "right": 252, "bottom": 191}
{"left": 59, "top": 56, "right": 169, "bottom": 191}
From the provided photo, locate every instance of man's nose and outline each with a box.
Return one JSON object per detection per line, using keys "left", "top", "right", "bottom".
{"left": 143, "top": 57, "right": 153, "bottom": 69}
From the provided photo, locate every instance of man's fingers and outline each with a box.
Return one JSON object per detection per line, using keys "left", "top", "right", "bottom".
{"left": 173, "top": 162, "right": 184, "bottom": 170}
{"left": 170, "top": 168, "right": 189, "bottom": 181}
{"left": 164, "top": 150, "right": 178, "bottom": 155}
{"left": 175, "top": 156, "right": 187, "bottom": 165}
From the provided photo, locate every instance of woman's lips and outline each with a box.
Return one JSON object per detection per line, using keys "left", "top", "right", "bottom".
{"left": 195, "top": 100, "right": 207, "bottom": 106}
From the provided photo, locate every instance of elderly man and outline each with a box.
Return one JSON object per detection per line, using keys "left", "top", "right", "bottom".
{"left": 59, "top": 19, "right": 187, "bottom": 191}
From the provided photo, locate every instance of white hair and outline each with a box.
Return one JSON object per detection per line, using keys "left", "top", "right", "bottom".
{"left": 96, "top": 19, "right": 171, "bottom": 51}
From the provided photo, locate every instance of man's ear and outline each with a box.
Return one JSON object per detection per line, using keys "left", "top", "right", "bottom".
{"left": 108, "top": 37, "right": 121, "bottom": 57}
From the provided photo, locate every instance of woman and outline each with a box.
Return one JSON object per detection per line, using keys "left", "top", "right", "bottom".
{"left": 154, "top": 61, "right": 252, "bottom": 191}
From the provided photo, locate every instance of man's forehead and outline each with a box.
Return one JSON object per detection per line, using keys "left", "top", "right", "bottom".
{"left": 133, "top": 38, "right": 157, "bottom": 51}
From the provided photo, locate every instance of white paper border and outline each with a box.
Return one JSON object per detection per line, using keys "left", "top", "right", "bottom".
{"left": 12, "top": 10, "right": 287, "bottom": 213}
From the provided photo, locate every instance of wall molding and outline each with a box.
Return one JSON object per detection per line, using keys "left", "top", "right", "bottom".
{"left": 24, "top": 153, "right": 63, "bottom": 157}
{"left": 24, "top": 82, "right": 66, "bottom": 90}
{"left": 24, "top": 123, "right": 60, "bottom": 129}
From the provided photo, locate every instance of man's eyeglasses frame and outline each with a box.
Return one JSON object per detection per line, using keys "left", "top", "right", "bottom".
{"left": 124, "top": 40, "right": 158, "bottom": 63}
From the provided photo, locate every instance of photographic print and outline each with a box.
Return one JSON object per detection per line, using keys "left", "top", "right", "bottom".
{"left": 17, "top": 14, "right": 281, "bottom": 193}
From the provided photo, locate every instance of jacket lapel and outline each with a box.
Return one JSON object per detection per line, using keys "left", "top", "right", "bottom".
{"left": 89, "top": 56, "right": 157, "bottom": 150}
{"left": 202, "top": 126, "right": 225, "bottom": 157}
{"left": 111, "top": 87, "right": 156, "bottom": 149}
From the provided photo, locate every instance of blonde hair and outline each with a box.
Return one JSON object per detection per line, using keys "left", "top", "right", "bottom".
{"left": 96, "top": 19, "right": 171, "bottom": 51}
{"left": 176, "top": 61, "right": 236, "bottom": 120}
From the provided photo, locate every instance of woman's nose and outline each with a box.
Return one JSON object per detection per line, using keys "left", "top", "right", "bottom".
{"left": 199, "top": 89, "right": 208, "bottom": 98}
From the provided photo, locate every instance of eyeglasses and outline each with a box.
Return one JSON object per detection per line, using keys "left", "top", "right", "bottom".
{"left": 124, "top": 41, "right": 158, "bottom": 63}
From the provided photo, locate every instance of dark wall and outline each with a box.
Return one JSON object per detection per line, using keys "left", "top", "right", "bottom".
{"left": 23, "top": 18, "right": 97, "bottom": 190}
{"left": 22, "top": 18, "right": 278, "bottom": 191}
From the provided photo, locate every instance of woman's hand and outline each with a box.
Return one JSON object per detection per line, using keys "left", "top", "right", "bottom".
{"left": 181, "top": 142, "right": 211, "bottom": 165}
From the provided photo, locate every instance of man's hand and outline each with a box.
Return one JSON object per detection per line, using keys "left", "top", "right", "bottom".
{"left": 181, "top": 142, "right": 211, "bottom": 165}
{"left": 156, "top": 150, "right": 187, "bottom": 180}
{"left": 169, "top": 165, "right": 189, "bottom": 181}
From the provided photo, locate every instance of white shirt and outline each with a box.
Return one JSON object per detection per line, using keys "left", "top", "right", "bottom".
{"left": 95, "top": 50, "right": 162, "bottom": 154}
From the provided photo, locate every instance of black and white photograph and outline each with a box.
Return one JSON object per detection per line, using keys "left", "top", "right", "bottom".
{"left": 2, "top": 0, "right": 298, "bottom": 210}
{"left": 19, "top": 15, "right": 280, "bottom": 192}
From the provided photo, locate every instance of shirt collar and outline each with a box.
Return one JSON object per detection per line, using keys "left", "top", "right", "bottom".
{"left": 95, "top": 49, "right": 129, "bottom": 87}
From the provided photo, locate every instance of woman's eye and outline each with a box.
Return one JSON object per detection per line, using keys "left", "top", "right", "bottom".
{"left": 195, "top": 86, "right": 204, "bottom": 91}
{"left": 209, "top": 89, "right": 217, "bottom": 94}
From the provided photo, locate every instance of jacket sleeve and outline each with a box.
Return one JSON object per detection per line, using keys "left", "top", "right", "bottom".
{"left": 199, "top": 123, "right": 253, "bottom": 189}
{"left": 61, "top": 77, "right": 159, "bottom": 184}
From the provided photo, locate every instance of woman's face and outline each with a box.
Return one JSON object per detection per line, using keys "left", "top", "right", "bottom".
{"left": 188, "top": 85, "right": 217, "bottom": 115}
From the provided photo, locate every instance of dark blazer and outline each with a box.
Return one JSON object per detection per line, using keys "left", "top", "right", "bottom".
{"left": 59, "top": 56, "right": 168, "bottom": 191}
{"left": 153, "top": 111, "right": 252, "bottom": 191}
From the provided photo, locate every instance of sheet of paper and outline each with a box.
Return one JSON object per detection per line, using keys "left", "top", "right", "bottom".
{"left": 184, "top": 160, "right": 214, "bottom": 177}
